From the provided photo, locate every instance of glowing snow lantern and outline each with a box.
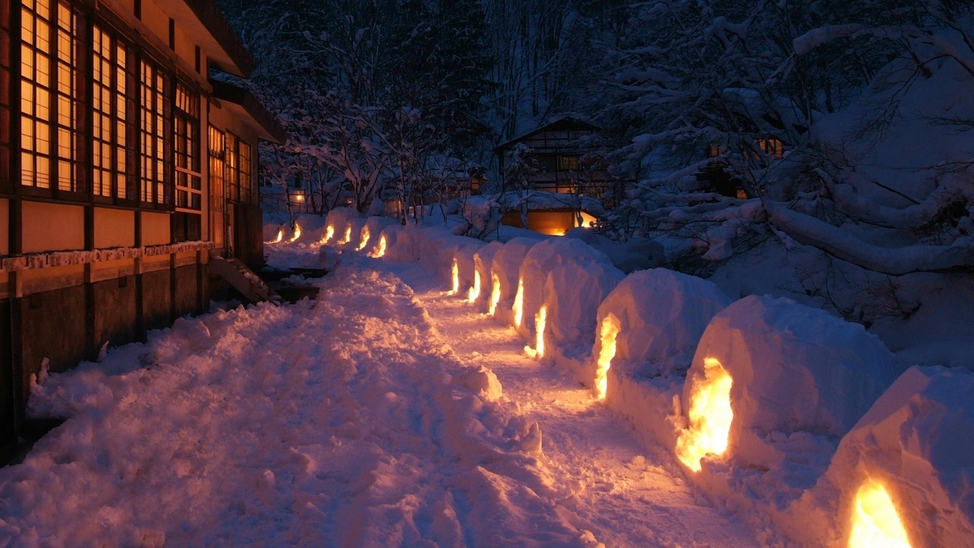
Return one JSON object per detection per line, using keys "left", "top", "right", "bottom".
{"left": 289, "top": 224, "right": 302, "bottom": 242}
{"left": 451, "top": 259, "right": 460, "bottom": 295}
{"left": 595, "top": 315, "right": 620, "bottom": 400}
{"left": 848, "top": 480, "right": 911, "bottom": 548}
{"left": 269, "top": 229, "right": 284, "bottom": 244}
{"left": 357, "top": 226, "right": 371, "bottom": 251}
{"left": 675, "top": 357, "right": 734, "bottom": 472}
{"left": 468, "top": 271, "right": 482, "bottom": 303}
{"left": 512, "top": 278, "right": 525, "bottom": 326}
{"left": 341, "top": 225, "right": 352, "bottom": 245}
{"left": 370, "top": 235, "right": 388, "bottom": 258}
{"left": 488, "top": 274, "right": 501, "bottom": 315}
{"left": 321, "top": 225, "right": 335, "bottom": 244}
{"left": 534, "top": 305, "right": 547, "bottom": 357}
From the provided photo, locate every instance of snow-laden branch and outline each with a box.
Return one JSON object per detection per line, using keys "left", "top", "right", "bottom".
{"left": 818, "top": 169, "right": 972, "bottom": 230}
{"left": 765, "top": 201, "right": 974, "bottom": 275}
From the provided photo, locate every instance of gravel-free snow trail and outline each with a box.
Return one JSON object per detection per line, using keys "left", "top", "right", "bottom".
{"left": 1, "top": 251, "right": 758, "bottom": 546}
{"left": 391, "top": 261, "right": 758, "bottom": 547}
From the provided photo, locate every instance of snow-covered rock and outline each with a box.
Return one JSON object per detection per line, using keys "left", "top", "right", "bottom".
{"left": 489, "top": 238, "right": 540, "bottom": 325}
{"left": 784, "top": 365, "right": 974, "bottom": 547}
{"left": 683, "top": 295, "right": 898, "bottom": 470}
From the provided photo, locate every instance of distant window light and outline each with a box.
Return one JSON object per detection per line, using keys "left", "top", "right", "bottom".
{"left": 757, "top": 138, "right": 784, "bottom": 159}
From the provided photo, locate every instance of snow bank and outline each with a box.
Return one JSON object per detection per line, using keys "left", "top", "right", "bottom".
{"left": 684, "top": 295, "right": 897, "bottom": 470}
{"left": 596, "top": 269, "right": 733, "bottom": 379}
{"left": 514, "top": 238, "right": 607, "bottom": 342}
{"left": 471, "top": 242, "right": 504, "bottom": 311}
{"left": 453, "top": 241, "right": 486, "bottom": 296}
{"left": 783, "top": 365, "right": 974, "bottom": 547}
{"left": 489, "top": 238, "right": 540, "bottom": 325}
{"left": 540, "top": 259, "right": 624, "bottom": 382}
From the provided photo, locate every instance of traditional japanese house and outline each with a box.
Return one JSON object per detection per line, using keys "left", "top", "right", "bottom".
{"left": 0, "top": 0, "right": 285, "bottom": 448}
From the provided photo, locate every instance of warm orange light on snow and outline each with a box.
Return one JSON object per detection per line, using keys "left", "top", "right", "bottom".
{"left": 341, "top": 226, "right": 352, "bottom": 245}
{"left": 676, "top": 358, "right": 734, "bottom": 472}
{"left": 269, "top": 229, "right": 284, "bottom": 244}
{"left": 451, "top": 259, "right": 460, "bottom": 295}
{"left": 489, "top": 274, "right": 501, "bottom": 315}
{"left": 513, "top": 278, "right": 525, "bottom": 326}
{"left": 289, "top": 224, "right": 302, "bottom": 242}
{"left": 848, "top": 480, "right": 912, "bottom": 548}
{"left": 357, "top": 226, "right": 371, "bottom": 250}
{"left": 468, "top": 271, "right": 482, "bottom": 303}
{"left": 321, "top": 225, "right": 335, "bottom": 244}
{"left": 535, "top": 305, "right": 547, "bottom": 357}
{"left": 369, "top": 235, "right": 387, "bottom": 258}
{"left": 595, "top": 315, "right": 620, "bottom": 400}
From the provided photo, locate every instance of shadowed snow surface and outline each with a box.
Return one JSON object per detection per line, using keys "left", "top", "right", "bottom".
{"left": 0, "top": 253, "right": 757, "bottom": 547}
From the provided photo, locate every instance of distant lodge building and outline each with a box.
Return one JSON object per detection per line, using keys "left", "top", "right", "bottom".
{"left": 493, "top": 116, "right": 620, "bottom": 235}
{"left": 0, "top": 0, "right": 284, "bottom": 446}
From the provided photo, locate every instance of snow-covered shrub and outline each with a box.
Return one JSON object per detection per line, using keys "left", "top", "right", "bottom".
{"left": 489, "top": 238, "right": 540, "bottom": 325}
{"left": 784, "top": 366, "right": 974, "bottom": 548}
{"left": 679, "top": 295, "right": 897, "bottom": 472}
{"left": 470, "top": 241, "right": 504, "bottom": 311}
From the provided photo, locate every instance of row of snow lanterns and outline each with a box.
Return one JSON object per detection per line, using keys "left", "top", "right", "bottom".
{"left": 449, "top": 239, "right": 925, "bottom": 548}
{"left": 271, "top": 218, "right": 390, "bottom": 258}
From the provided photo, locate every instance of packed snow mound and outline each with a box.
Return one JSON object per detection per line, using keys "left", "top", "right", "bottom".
{"left": 454, "top": 241, "right": 485, "bottom": 295}
{"left": 515, "top": 238, "right": 612, "bottom": 340}
{"left": 323, "top": 207, "right": 362, "bottom": 244}
{"left": 596, "top": 269, "right": 733, "bottom": 378}
{"left": 357, "top": 216, "right": 399, "bottom": 254}
{"left": 543, "top": 260, "right": 625, "bottom": 363}
{"left": 686, "top": 295, "right": 898, "bottom": 463}
{"left": 451, "top": 365, "right": 503, "bottom": 402}
{"left": 471, "top": 242, "right": 504, "bottom": 310}
{"left": 489, "top": 238, "right": 540, "bottom": 324}
{"left": 787, "top": 366, "right": 974, "bottom": 547}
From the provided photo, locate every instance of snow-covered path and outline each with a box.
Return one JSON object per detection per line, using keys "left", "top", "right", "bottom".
{"left": 0, "top": 254, "right": 757, "bottom": 546}
{"left": 394, "top": 264, "right": 757, "bottom": 547}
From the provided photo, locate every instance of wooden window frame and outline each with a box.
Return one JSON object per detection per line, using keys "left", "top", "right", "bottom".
{"left": 91, "top": 23, "right": 137, "bottom": 205}
{"left": 174, "top": 81, "right": 201, "bottom": 212}
{"left": 0, "top": 0, "right": 12, "bottom": 194}
{"left": 139, "top": 57, "right": 172, "bottom": 210}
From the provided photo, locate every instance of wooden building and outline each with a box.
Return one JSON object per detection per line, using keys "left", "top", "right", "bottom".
{"left": 0, "top": 0, "right": 285, "bottom": 447}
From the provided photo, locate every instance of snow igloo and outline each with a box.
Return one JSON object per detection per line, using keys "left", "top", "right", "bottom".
{"left": 489, "top": 237, "right": 541, "bottom": 324}
{"left": 514, "top": 238, "right": 609, "bottom": 342}
{"left": 784, "top": 366, "right": 974, "bottom": 548}
{"left": 593, "top": 269, "right": 733, "bottom": 397}
{"left": 470, "top": 241, "right": 504, "bottom": 311}
{"left": 358, "top": 216, "right": 399, "bottom": 255}
{"left": 676, "top": 295, "right": 898, "bottom": 473}
{"left": 539, "top": 254, "right": 624, "bottom": 378}
{"left": 452, "top": 240, "right": 486, "bottom": 296}
{"left": 323, "top": 207, "right": 362, "bottom": 246}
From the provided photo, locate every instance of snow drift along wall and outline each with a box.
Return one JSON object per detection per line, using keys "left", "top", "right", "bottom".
{"left": 489, "top": 238, "right": 540, "bottom": 325}
{"left": 784, "top": 365, "right": 974, "bottom": 548}
{"left": 678, "top": 295, "right": 897, "bottom": 472}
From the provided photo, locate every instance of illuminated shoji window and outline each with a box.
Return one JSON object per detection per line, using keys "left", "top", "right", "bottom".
{"left": 174, "top": 82, "right": 201, "bottom": 211}
{"left": 225, "top": 132, "right": 238, "bottom": 202}
{"left": 140, "top": 59, "right": 171, "bottom": 206}
{"left": 21, "top": 0, "right": 84, "bottom": 194}
{"left": 20, "top": 0, "right": 54, "bottom": 190}
{"left": 92, "top": 25, "right": 133, "bottom": 200}
{"left": 0, "top": 1, "right": 10, "bottom": 192}
{"left": 225, "top": 133, "right": 253, "bottom": 205}
{"left": 208, "top": 125, "right": 225, "bottom": 247}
